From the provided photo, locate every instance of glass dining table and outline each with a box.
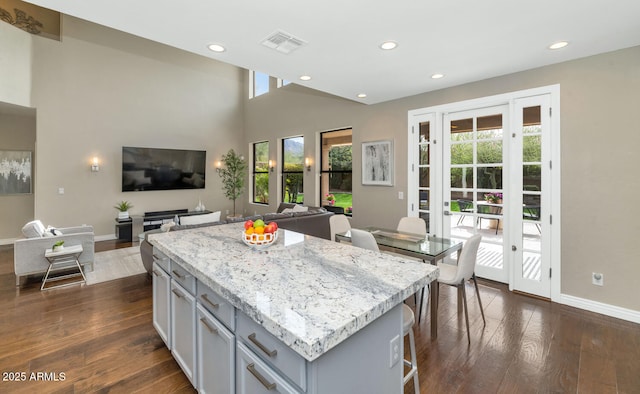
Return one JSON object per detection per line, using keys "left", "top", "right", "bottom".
{"left": 336, "top": 227, "right": 463, "bottom": 338}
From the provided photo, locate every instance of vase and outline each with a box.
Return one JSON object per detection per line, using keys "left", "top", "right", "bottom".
{"left": 118, "top": 211, "right": 129, "bottom": 220}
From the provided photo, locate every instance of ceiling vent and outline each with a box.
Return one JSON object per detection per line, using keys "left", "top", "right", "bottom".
{"left": 261, "top": 30, "right": 306, "bottom": 54}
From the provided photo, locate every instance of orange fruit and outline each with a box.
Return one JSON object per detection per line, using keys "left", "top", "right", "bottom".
{"left": 245, "top": 227, "right": 254, "bottom": 235}
{"left": 254, "top": 226, "right": 264, "bottom": 234}
{"left": 258, "top": 235, "right": 265, "bottom": 241}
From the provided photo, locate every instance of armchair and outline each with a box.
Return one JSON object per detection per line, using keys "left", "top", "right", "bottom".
{"left": 14, "top": 223, "right": 95, "bottom": 286}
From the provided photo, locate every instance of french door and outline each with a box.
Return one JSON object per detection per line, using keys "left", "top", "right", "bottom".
{"left": 409, "top": 89, "right": 557, "bottom": 298}
{"left": 443, "top": 105, "right": 510, "bottom": 283}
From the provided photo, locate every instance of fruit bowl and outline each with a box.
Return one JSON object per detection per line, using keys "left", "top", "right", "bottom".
{"left": 242, "top": 230, "right": 278, "bottom": 250}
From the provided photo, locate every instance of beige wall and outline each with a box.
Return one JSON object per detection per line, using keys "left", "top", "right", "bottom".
{"left": 29, "top": 16, "right": 246, "bottom": 236}
{"left": 0, "top": 107, "right": 36, "bottom": 240}
{"left": 0, "top": 21, "right": 32, "bottom": 107}
{"left": 244, "top": 46, "right": 640, "bottom": 312}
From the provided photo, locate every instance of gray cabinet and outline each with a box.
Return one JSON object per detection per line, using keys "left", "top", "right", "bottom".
{"left": 152, "top": 262, "right": 171, "bottom": 349}
{"left": 236, "top": 342, "right": 300, "bottom": 394}
{"left": 171, "top": 280, "right": 197, "bottom": 387}
{"left": 197, "top": 304, "right": 235, "bottom": 394}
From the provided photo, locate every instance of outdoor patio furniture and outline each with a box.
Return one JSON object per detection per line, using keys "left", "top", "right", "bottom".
{"left": 456, "top": 199, "right": 474, "bottom": 225}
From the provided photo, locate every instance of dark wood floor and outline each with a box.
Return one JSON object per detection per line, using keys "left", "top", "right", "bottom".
{"left": 1, "top": 241, "right": 638, "bottom": 393}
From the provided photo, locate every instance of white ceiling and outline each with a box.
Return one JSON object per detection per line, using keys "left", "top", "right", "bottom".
{"left": 22, "top": 0, "right": 640, "bottom": 104}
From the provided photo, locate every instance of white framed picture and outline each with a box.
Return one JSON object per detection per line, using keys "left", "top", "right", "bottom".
{"left": 0, "top": 150, "right": 32, "bottom": 194}
{"left": 362, "top": 140, "right": 393, "bottom": 186}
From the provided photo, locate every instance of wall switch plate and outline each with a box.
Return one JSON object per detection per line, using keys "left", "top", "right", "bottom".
{"left": 592, "top": 272, "right": 604, "bottom": 286}
{"left": 58, "top": 187, "right": 64, "bottom": 195}
{"left": 398, "top": 191, "right": 404, "bottom": 200}
{"left": 389, "top": 334, "right": 400, "bottom": 368}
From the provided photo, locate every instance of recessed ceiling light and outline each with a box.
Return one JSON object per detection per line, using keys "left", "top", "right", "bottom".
{"left": 379, "top": 41, "right": 398, "bottom": 50}
{"left": 431, "top": 73, "right": 444, "bottom": 79}
{"left": 549, "top": 41, "right": 568, "bottom": 50}
{"left": 299, "top": 75, "right": 312, "bottom": 81}
{"left": 357, "top": 93, "right": 367, "bottom": 98}
{"left": 207, "top": 44, "right": 225, "bottom": 52}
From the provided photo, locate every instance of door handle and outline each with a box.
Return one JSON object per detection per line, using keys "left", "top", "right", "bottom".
{"left": 444, "top": 211, "right": 451, "bottom": 216}
{"left": 512, "top": 245, "right": 517, "bottom": 251}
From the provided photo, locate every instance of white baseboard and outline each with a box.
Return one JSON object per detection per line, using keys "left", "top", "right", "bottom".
{"left": 95, "top": 234, "right": 117, "bottom": 242}
{"left": 0, "top": 238, "right": 18, "bottom": 246}
{"left": 558, "top": 293, "right": 640, "bottom": 324}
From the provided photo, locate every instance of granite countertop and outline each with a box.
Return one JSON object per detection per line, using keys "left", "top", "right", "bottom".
{"left": 148, "top": 222, "right": 438, "bottom": 362}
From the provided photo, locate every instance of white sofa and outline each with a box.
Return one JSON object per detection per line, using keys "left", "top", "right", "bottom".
{"left": 14, "top": 221, "right": 95, "bottom": 286}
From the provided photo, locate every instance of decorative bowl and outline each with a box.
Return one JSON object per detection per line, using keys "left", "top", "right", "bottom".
{"left": 242, "top": 230, "right": 278, "bottom": 250}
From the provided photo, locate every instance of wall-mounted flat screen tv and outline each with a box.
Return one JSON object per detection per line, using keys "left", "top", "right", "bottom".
{"left": 122, "top": 146, "right": 206, "bottom": 192}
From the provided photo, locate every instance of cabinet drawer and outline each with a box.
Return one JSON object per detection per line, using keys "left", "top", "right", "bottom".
{"left": 236, "top": 342, "right": 300, "bottom": 394}
{"left": 152, "top": 248, "right": 170, "bottom": 273}
{"left": 197, "top": 304, "right": 235, "bottom": 394}
{"left": 197, "top": 281, "right": 235, "bottom": 331}
{"left": 170, "top": 261, "right": 196, "bottom": 295}
{"left": 237, "top": 313, "right": 306, "bottom": 391}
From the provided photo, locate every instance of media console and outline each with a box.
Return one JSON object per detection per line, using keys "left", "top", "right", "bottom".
{"left": 115, "top": 209, "right": 211, "bottom": 242}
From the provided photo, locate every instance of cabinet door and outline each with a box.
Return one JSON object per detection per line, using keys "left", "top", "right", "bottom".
{"left": 236, "top": 342, "right": 300, "bottom": 394}
{"left": 171, "top": 280, "right": 197, "bottom": 387}
{"left": 197, "top": 304, "right": 235, "bottom": 394}
{"left": 152, "top": 262, "right": 171, "bottom": 349}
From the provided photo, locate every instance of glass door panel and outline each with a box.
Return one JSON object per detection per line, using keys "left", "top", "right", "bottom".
{"left": 445, "top": 106, "right": 508, "bottom": 282}
{"left": 417, "top": 121, "right": 431, "bottom": 232}
{"left": 513, "top": 100, "right": 550, "bottom": 297}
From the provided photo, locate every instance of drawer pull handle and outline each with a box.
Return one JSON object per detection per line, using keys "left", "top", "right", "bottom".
{"left": 248, "top": 333, "right": 278, "bottom": 358}
{"left": 199, "top": 318, "right": 218, "bottom": 334}
{"left": 246, "top": 363, "right": 276, "bottom": 391}
{"left": 171, "top": 270, "right": 185, "bottom": 279}
{"left": 201, "top": 294, "right": 219, "bottom": 309}
{"left": 171, "top": 289, "right": 184, "bottom": 299}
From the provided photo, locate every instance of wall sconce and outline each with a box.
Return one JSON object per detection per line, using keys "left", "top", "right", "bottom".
{"left": 268, "top": 160, "right": 274, "bottom": 172}
{"left": 305, "top": 157, "right": 311, "bottom": 172}
{"left": 91, "top": 157, "right": 100, "bottom": 172}
{"left": 215, "top": 160, "right": 222, "bottom": 174}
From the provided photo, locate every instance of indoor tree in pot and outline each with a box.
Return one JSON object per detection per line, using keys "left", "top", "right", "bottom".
{"left": 219, "top": 149, "right": 247, "bottom": 218}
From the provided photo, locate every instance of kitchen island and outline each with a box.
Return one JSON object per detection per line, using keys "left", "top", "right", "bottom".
{"left": 148, "top": 222, "right": 438, "bottom": 393}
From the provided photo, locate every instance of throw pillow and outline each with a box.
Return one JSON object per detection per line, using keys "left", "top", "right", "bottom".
{"left": 44, "top": 225, "right": 63, "bottom": 237}
{"left": 292, "top": 205, "right": 309, "bottom": 212}
{"left": 21, "top": 220, "right": 46, "bottom": 238}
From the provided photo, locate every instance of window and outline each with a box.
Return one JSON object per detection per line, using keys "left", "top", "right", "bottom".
{"left": 320, "top": 129, "right": 352, "bottom": 214}
{"left": 250, "top": 71, "right": 269, "bottom": 98}
{"left": 282, "top": 136, "right": 304, "bottom": 204}
{"left": 252, "top": 141, "right": 269, "bottom": 204}
{"left": 277, "top": 79, "right": 291, "bottom": 88}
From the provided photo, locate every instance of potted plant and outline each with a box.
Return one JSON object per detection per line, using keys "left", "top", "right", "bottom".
{"left": 483, "top": 192, "right": 503, "bottom": 204}
{"left": 219, "top": 149, "right": 247, "bottom": 218}
{"left": 325, "top": 193, "right": 336, "bottom": 206}
{"left": 52, "top": 240, "right": 64, "bottom": 252}
{"left": 114, "top": 200, "right": 134, "bottom": 219}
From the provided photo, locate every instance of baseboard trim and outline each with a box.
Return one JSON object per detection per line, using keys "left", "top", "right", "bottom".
{"left": 95, "top": 234, "right": 118, "bottom": 242}
{"left": 558, "top": 293, "right": 640, "bottom": 324}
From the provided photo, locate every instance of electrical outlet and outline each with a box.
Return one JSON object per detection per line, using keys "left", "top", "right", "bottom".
{"left": 226, "top": 209, "right": 229, "bottom": 215}
{"left": 389, "top": 334, "right": 400, "bottom": 368}
{"left": 592, "top": 272, "right": 604, "bottom": 286}
{"left": 398, "top": 191, "right": 404, "bottom": 200}
{"left": 58, "top": 187, "right": 64, "bottom": 195}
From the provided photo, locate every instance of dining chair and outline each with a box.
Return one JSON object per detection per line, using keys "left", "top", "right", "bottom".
{"left": 397, "top": 217, "right": 427, "bottom": 236}
{"left": 435, "top": 234, "right": 485, "bottom": 344}
{"left": 329, "top": 214, "right": 351, "bottom": 242}
{"left": 349, "top": 229, "right": 420, "bottom": 394}
{"left": 396, "top": 217, "right": 429, "bottom": 321}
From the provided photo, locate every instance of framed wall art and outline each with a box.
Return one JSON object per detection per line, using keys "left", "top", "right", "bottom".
{"left": 0, "top": 150, "right": 32, "bottom": 194}
{"left": 362, "top": 140, "right": 393, "bottom": 186}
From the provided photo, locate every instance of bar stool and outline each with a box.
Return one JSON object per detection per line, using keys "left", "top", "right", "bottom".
{"left": 350, "top": 229, "right": 420, "bottom": 393}
{"left": 402, "top": 304, "right": 420, "bottom": 394}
